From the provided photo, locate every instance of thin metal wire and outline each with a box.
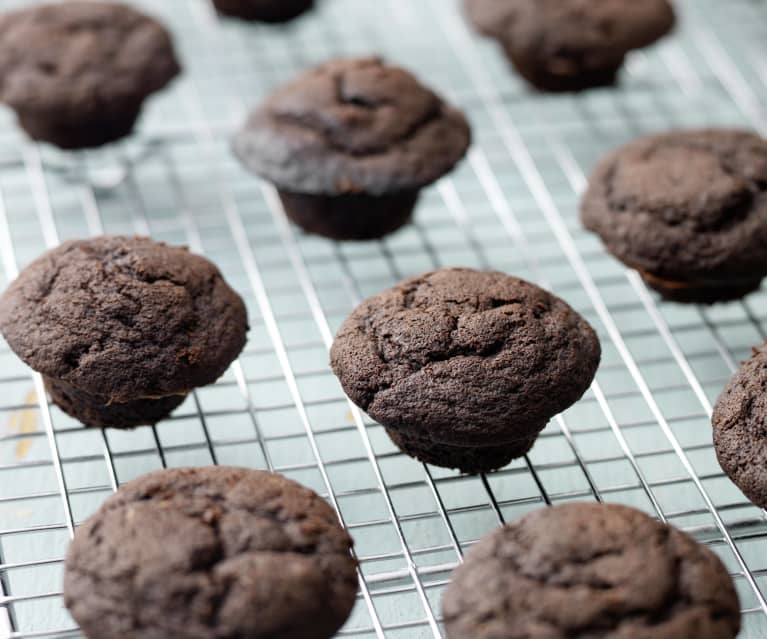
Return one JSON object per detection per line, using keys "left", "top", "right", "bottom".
{"left": 157, "top": 147, "right": 277, "bottom": 472}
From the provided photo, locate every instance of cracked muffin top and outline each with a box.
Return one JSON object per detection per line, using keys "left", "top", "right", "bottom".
{"left": 233, "top": 57, "right": 471, "bottom": 196}
{"left": 64, "top": 467, "right": 358, "bottom": 639}
{"left": 443, "top": 502, "right": 741, "bottom": 639}
{"left": 581, "top": 129, "right": 767, "bottom": 282}
{"left": 330, "top": 268, "right": 600, "bottom": 446}
{"left": 0, "top": 1, "right": 180, "bottom": 118}
{"left": 0, "top": 236, "right": 248, "bottom": 403}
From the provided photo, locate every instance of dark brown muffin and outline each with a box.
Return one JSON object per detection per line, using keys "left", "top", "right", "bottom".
{"left": 0, "top": 1, "right": 180, "bottom": 149}
{"left": 233, "top": 57, "right": 471, "bottom": 240}
{"left": 64, "top": 467, "right": 358, "bottom": 639}
{"left": 0, "top": 236, "right": 248, "bottom": 429}
{"left": 713, "top": 343, "right": 767, "bottom": 509}
{"left": 464, "top": 0, "right": 675, "bottom": 92}
{"left": 212, "top": 0, "right": 314, "bottom": 22}
{"left": 330, "top": 268, "right": 601, "bottom": 473}
{"left": 581, "top": 129, "right": 767, "bottom": 304}
{"left": 443, "top": 503, "right": 741, "bottom": 639}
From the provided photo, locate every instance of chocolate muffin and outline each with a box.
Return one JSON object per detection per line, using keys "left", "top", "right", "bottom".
{"left": 0, "top": 236, "right": 248, "bottom": 429}
{"left": 64, "top": 467, "right": 358, "bottom": 639}
{"left": 330, "top": 268, "right": 601, "bottom": 473}
{"left": 0, "top": 1, "right": 180, "bottom": 149}
{"left": 581, "top": 129, "right": 767, "bottom": 304}
{"left": 212, "top": 0, "right": 314, "bottom": 22}
{"left": 464, "top": 0, "right": 675, "bottom": 92}
{"left": 713, "top": 343, "right": 767, "bottom": 509}
{"left": 233, "top": 57, "right": 471, "bottom": 240}
{"left": 443, "top": 503, "right": 741, "bottom": 639}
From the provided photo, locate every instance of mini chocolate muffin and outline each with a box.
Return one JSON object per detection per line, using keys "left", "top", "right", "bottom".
{"left": 330, "top": 268, "right": 601, "bottom": 473}
{"left": 581, "top": 129, "right": 767, "bottom": 304}
{"left": 233, "top": 57, "right": 471, "bottom": 240}
{"left": 713, "top": 343, "right": 767, "bottom": 509}
{"left": 64, "top": 467, "right": 358, "bottom": 639}
{"left": 212, "top": 0, "right": 314, "bottom": 22}
{"left": 0, "top": 236, "right": 248, "bottom": 429}
{"left": 443, "top": 502, "right": 741, "bottom": 639}
{"left": 0, "top": 1, "right": 180, "bottom": 149}
{"left": 464, "top": 0, "right": 675, "bottom": 92}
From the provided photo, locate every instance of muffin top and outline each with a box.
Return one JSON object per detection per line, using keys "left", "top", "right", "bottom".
{"left": 581, "top": 129, "right": 767, "bottom": 282}
{"left": 330, "top": 268, "right": 600, "bottom": 445}
{"left": 65, "top": 467, "right": 358, "bottom": 639}
{"left": 0, "top": 1, "right": 179, "bottom": 117}
{"left": 0, "top": 236, "right": 248, "bottom": 402}
{"left": 713, "top": 343, "right": 767, "bottom": 509}
{"left": 443, "top": 502, "right": 741, "bottom": 639}
{"left": 233, "top": 57, "right": 471, "bottom": 196}
{"left": 465, "top": 0, "right": 674, "bottom": 72}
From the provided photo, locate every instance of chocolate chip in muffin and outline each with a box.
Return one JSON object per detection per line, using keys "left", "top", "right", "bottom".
{"left": 464, "top": 0, "right": 675, "bottom": 92}
{"left": 713, "top": 343, "right": 767, "bottom": 509}
{"left": 0, "top": 236, "right": 248, "bottom": 429}
{"left": 64, "top": 467, "right": 358, "bottom": 639}
{"left": 0, "top": 1, "right": 180, "bottom": 149}
{"left": 443, "top": 502, "right": 741, "bottom": 639}
{"left": 330, "top": 268, "right": 601, "bottom": 473}
{"left": 581, "top": 128, "right": 767, "bottom": 304}
{"left": 233, "top": 57, "right": 471, "bottom": 240}
{"left": 212, "top": 0, "right": 314, "bottom": 22}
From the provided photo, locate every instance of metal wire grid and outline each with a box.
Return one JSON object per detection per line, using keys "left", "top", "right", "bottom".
{"left": 1, "top": 0, "right": 767, "bottom": 637}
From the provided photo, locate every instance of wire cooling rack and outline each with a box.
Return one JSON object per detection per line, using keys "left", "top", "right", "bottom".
{"left": 2, "top": 0, "right": 767, "bottom": 637}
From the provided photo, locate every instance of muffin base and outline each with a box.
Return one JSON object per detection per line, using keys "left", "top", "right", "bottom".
{"left": 640, "top": 271, "right": 763, "bottom": 304}
{"left": 386, "top": 428, "right": 537, "bottom": 474}
{"left": 278, "top": 189, "right": 418, "bottom": 240}
{"left": 16, "top": 103, "right": 143, "bottom": 150}
{"left": 45, "top": 377, "right": 187, "bottom": 429}
{"left": 212, "top": 0, "right": 313, "bottom": 22}
{"left": 504, "top": 47, "right": 622, "bottom": 92}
